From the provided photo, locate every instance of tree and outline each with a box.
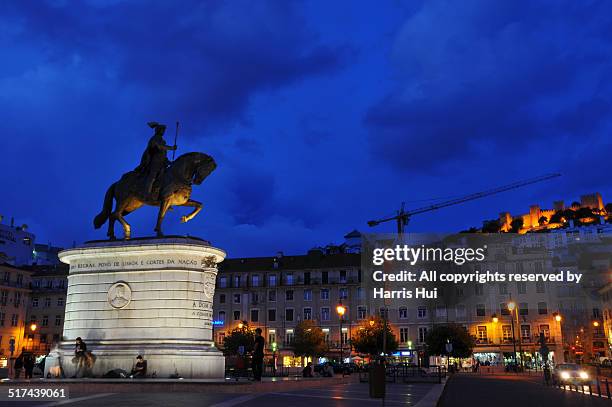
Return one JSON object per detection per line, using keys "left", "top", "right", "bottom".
{"left": 482, "top": 219, "right": 501, "bottom": 233}
{"left": 292, "top": 320, "right": 327, "bottom": 359}
{"left": 510, "top": 217, "right": 524, "bottom": 233}
{"left": 352, "top": 317, "right": 398, "bottom": 355}
{"left": 549, "top": 211, "right": 561, "bottom": 223}
{"left": 425, "top": 324, "right": 475, "bottom": 358}
{"left": 222, "top": 322, "right": 255, "bottom": 356}
{"left": 538, "top": 216, "right": 548, "bottom": 226}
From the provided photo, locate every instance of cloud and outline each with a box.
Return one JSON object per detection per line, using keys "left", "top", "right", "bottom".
{"left": 0, "top": 1, "right": 346, "bottom": 133}
{"left": 364, "top": 0, "right": 612, "bottom": 173}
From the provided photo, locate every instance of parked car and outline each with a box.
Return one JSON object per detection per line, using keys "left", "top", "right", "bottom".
{"left": 314, "top": 362, "right": 342, "bottom": 374}
{"left": 343, "top": 362, "right": 359, "bottom": 373}
{"left": 599, "top": 357, "right": 612, "bottom": 367}
{"left": 552, "top": 363, "right": 590, "bottom": 385}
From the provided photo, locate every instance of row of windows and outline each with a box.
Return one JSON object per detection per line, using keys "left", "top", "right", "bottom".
{"left": 29, "top": 315, "right": 62, "bottom": 327}
{"left": 219, "top": 306, "right": 350, "bottom": 323}
{"left": 31, "top": 296, "right": 64, "bottom": 308}
{"left": 475, "top": 324, "right": 552, "bottom": 342}
{"left": 32, "top": 279, "right": 66, "bottom": 289}
{"left": 219, "top": 288, "right": 364, "bottom": 304}
{"left": 0, "top": 312, "right": 21, "bottom": 327}
{"left": 0, "top": 290, "right": 26, "bottom": 307}
{"left": 24, "top": 333, "right": 61, "bottom": 343}
{"left": 1, "top": 272, "right": 25, "bottom": 286}
{"left": 218, "top": 270, "right": 357, "bottom": 288}
{"left": 474, "top": 281, "right": 546, "bottom": 296}
{"left": 217, "top": 302, "right": 560, "bottom": 324}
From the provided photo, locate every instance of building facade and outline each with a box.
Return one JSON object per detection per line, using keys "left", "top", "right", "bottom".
{"left": 23, "top": 265, "right": 69, "bottom": 355}
{"left": 214, "top": 249, "right": 362, "bottom": 366}
{"left": 0, "top": 263, "right": 33, "bottom": 366}
{"left": 0, "top": 220, "right": 35, "bottom": 266}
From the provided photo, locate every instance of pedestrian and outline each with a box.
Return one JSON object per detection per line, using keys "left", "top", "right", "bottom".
{"left": 24, "top": 352, "right": 35, "bottom": 379}
{"left": 130, "top": 355, "right": 147, "bottom": 378}
{"left": 323, "top": 363, "right": 334, "bottom": 377}
{"left": 71, "top": 337, "right": 87, "bottom": 378}
{"left": 302, "top": 362, "right": 313, "bottom": 378}
{"left": 252, "top": 328, "right": 265, "bottom": 381}
{"left": 14, "top": 348, "right": 25, "bottom": 379}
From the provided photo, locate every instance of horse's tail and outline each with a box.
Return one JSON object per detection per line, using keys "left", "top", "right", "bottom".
{"left": 93, "top": 183, "right": 116, "bottom": 229}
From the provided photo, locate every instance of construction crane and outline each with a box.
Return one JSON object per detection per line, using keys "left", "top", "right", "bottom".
{"left": 367, "top": 173, "right": 561, "bottom": 236}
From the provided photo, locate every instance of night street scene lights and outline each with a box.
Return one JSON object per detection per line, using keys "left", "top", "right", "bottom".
{"left": 336, "top": 301, "right": 346, "bottom": 376}
{"left": 506, "top": 301, "right": 519, "bottom": 367}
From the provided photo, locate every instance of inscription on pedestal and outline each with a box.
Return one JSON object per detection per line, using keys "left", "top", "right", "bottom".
{"left": 71, "top": 255, "right": 217, "bottom": 272}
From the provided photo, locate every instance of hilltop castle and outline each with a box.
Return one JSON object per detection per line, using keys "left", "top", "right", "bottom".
{"left": 495, "top": 192, "right": 607, "bottom": 233}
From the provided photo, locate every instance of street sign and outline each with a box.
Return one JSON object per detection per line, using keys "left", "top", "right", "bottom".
{"left": 445, "top": 343, "right": 453, "bottom": 354}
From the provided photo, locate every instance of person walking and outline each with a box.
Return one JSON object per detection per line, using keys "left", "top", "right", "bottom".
{"left": 14, "top": 348, "right": 25, "bottom": 379}
{"left": 252, "top": 328, "right": 265, "bottom": 381}
{"left": 24, "top": 352, "right": 35, "bottom": 379}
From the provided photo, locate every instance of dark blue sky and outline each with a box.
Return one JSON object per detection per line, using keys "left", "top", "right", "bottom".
{"left": 1, "top": 1, "right": 610, "bottom": 257}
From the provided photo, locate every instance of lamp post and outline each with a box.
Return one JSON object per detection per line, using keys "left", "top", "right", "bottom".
{"left": 336, "top": 301, "right": 346, "bottom": 374}
{"left": 29, "top": 323, "right": 37, "bottom": 352}
{"left": 553, "top": 313, "right": 562, "bottom": 363}
{"left": 507, "top": 302, "right": 518, "bottom": 366}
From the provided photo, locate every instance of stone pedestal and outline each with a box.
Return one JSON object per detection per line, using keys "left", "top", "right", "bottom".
{"left": 44, "top": 237, "right": 226, "bottom": 379}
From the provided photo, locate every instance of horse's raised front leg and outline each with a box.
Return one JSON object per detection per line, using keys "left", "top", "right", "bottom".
{"left": 180, "top": 199, "right": 203, "bottom": 223}
{"left": 155, "top": 199, "right": 172, "bottom": 237}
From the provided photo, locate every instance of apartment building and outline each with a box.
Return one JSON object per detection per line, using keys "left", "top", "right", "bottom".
{"left": 24, "top": 264, "right": 69, "bottom": 355}
{"left": 214, "top": 248, "right": 362, "bottom": 366}
{"left": 0, "top": 263, "right": 33, "bottom": 365}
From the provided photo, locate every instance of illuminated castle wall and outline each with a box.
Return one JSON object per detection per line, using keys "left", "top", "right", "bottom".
{"left": 498, "top": 192, "right": 606, "bottom": 232}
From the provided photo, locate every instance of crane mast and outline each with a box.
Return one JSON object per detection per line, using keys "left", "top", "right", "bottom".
{"left": 367, "top": 173, "right": 561, "bottom": 236}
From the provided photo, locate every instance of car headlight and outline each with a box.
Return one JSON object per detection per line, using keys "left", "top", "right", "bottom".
{"left": 579, "top": 371, "right": 589, "bottom": 379}
{"left": 560, "top": 371, "right": 571, "bottom": 380}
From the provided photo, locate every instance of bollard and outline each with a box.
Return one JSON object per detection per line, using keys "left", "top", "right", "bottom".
{"left": 369, "top": 363, "right": 386, "bottom": 399}
{"left": 589, "top": 383, "right": 593, "bottom": 396}
{"left": 606, "top": 378, "right": 610, "bottom": 399}
{"left": 597, "top": 378, "right": 602, "bottom": 397}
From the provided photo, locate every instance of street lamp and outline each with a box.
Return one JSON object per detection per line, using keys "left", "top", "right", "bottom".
{"left": 593, "top": 321, "right": 600, "bottom": 327}
{"left": 336, "top": 301, "right": 346, "bottom": 372}
{"left": 28, "top": 323, "right": 37, "bottom": 352}
{"left": 492, "top": 314, "right": 499, "bottom": 324}
{"left": 553, "top": 312, "right": 562, "bottom": 357}
{"left": 507, "top": 302, "right": 518, "bottom": 367}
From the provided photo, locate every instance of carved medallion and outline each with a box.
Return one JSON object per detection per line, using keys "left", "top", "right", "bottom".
{"left": 107, "top": 282, "right": 132, "bottom": 309}
{"left": 203, "top": 274, "right": 215, "bottom": 299}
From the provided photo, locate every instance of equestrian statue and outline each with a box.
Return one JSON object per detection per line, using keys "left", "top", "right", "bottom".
{"left": 93, "top": 121, "right": 216, "bottom": 239}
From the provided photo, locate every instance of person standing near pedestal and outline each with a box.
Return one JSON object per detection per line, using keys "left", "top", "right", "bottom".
{"left": 252, "top": 328, "right": 265, "bottom": 381}
{"left": 14, "top": 348, "right": 25, "bottom": 379}
{"left": 72, "top": 337, "right": 87, "bottom": 378}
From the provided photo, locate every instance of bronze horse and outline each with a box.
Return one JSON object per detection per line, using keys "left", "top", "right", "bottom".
{"left": 93, "top": 152, "right": 216, "bottom": 239}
